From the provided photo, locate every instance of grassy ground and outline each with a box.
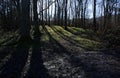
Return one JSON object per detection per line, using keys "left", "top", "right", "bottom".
{"left": 46, "top": 26, "right": 104, "bottom": 50}
{"left": 0, "top": 25, "right": 119, "bottom": 78}
{"left": 0, "top": 29, "right": 19, "bottom": 46}
{"left": 40, "top": 26, "right": 120, "bottom": 78}
{"left": 0, "top": 26, "right": 103, "bottom": 50}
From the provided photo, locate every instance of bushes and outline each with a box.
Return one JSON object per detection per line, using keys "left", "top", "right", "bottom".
{"left": 103, "top": 27, "right": 120, "bottom": 48}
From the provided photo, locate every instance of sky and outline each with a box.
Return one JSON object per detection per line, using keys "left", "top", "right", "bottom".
{"left": 48, "top": 0, "right": 102, "bottom": 18}
{"left": 37, "top": 0, "right": 120, "bottom": 19}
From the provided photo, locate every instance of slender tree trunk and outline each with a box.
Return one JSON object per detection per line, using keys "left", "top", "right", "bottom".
{"left": 48, "top": 0, "right": 51, "bottom": 26}
{"left": 83, "top": 0, "right": 88, "bottom": 28}
{"left": 62, "top": 7, "right": 64, "bottom": 26}
{"left": 64, "top": 0, "right": 68, "bottom": 30}
{"left": 45, "top": 0, "right": 47, "bottom": 25}
{"left": 54, "top": 1, "right": 57, "bottom": 25}
{"left": 57, "top": 0, "right": 60, "bottom": 25}
{"left": 93, "top": 0, "right": 96, "bottom": 31}
{"left": 42, "top": 0, "right": 44, "bottom": 27}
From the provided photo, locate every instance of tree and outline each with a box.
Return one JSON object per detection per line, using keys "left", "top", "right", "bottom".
{"left": 33, "top": 0, "right": 40, "bottom": 39}
{"left": 64, "top": 0, "right": 68, "bottom": 30}
{"left": 93, "top": 0, "right": 96, "bottom": 31}
{"left": 19, "top": 0, "right": 31, "bottom": 44}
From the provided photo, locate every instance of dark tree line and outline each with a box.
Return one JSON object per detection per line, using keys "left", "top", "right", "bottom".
{"left": 0, "top": 0, "right": 120, "bottom": 39}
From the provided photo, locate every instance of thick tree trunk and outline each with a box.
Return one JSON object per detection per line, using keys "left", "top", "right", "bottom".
{"left": 33, "top": 0, "right": 40, "bottom": 39}
{"left": 19, "top": 0, "right": 31, "bottom": 44}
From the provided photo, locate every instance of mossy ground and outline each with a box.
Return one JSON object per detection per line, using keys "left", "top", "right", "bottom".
{"left": 45, "top": 26, "right": 103, "bottom": 50}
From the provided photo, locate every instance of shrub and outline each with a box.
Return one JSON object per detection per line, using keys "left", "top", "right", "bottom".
{"left": 103, "top": 27, "right": 120, "bottom": 48}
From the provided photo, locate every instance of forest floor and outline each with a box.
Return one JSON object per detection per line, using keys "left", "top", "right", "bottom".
{"left": 0, "top": 26, "right": 120, "bottom": 78}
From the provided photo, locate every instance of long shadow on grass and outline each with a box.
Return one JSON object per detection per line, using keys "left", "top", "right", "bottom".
{"left": 25, "top": 35, "right": 51, "bottom": 78}
{"left": 0, "top": 44, "right": 29, "bottom": 78}
{"left": 49, "top": 26, "right": 120, "bottom": 78}
{"left": 69, "top": 54, "right": 120, "bottom": 78}
{"left": 0, "top": 46, "right": 15, "bottom": 63}
{"left": 0, "top": 36, "right": 51, "bottom": 78}
{"left": 62, "top": 27, "right": 120, "bottom": 59}
{"left": 0, "top": 34, "right": 19, "bottom": 64}
{"left": 51, "top": 26, "right": 90, "bottom": 51}
{"left": 67, "top": 27, "right": 99, "bottom": 42}
{"left": 100, "top": 49, "right": 120, "bottom": 59}
{"left": 43, "top": 26, "right": 71, "bottom": 55}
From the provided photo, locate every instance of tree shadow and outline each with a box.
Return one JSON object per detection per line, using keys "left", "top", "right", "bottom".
{"left": 69, "top": 54, "right": 120, "bottom": 78}
{"left": 67, "top": 27, "right": 100, "bottom": 42}
{"left": 0, "top": 26, "right": 119, "bottom": 78}
{"left": 25, "top": 35, "right": 51, "bottom": 78}
{"left": 0, "top": 34, "right": 51, "bottom": 78}
{"left": 46, "top": 26, "right": 120, "bottom": 78}
{"left": 0, "top": 36, "right": 15, "bottom": 45}
{"left": 43, "top": 26, "right": 71, "bottom": 55}
{"left": 0, "top": 44, "right": 30, "bottom": 78}
{"left": 0, "top": 46, "right": 15, "bottom": 62}
{"left": 51, "top": 26, "right": 89, "bottom": 51}
{"left": 100, "top": 49, "right": 120, "bottom": 59}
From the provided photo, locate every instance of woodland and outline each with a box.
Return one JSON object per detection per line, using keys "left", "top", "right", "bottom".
{"left": 0, "top": 0, "right": 120, "bottom": 78}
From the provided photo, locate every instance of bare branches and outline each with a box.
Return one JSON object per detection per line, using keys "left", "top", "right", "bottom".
{"left": 39, "top": 0, "right": 57, "bottom": 13}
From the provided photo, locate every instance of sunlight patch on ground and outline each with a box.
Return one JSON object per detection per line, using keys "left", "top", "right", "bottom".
{"left": 41, "top": 33, "right": 49, "bottom": 42}
{"left": 52, "top": 26, "right": 102, "bottom": 50}
{"left": 47, "top": 26, "right": 61, "bottom": 40}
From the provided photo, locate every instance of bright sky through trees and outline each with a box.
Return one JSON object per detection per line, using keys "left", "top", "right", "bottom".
{"left": 37, "top": 0, "right": 120, "bottom": 19}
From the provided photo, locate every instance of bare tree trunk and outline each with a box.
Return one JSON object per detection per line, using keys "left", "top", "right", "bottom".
{"left": 42, "top": 0, "right": 44, "bottom": 27}
{"left": 33, "top": 0, "right": 40, "bottom": 39}
{"left": 93, "top": 0, "right": 96, "bottom": 31}
{"left": 19, "top": 0, "right": 31, "bottom": 44}
{"left": 83, "top": 0, "right": 88, "bottom": 28}
{"left": 48, "top": 0, "right": 51, "bottom": 26}
{"left": 64, "top": 0, "right": 68, "bottom": 30}
{"left": 54, "top": 1, "right": 57, "bottom": 25}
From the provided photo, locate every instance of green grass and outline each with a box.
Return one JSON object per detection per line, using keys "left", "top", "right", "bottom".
{"left": 41, "top": 31, "right": 49, "bottom": 42}
{"left": 0, "top": 31, "right": 14, "bottom": 43}
{"left": 0, "top": 26, "right": 103, "bottom": 50}
{"left": 46, "top": 26, "right": 61, "bottom": 40}
{"left": 67, "top": 27, "right": 100, "bottom": 41}
{"left": 47, "top": 26, "right": 103, "bottom": 50}
{"left": 0, "top": 29, "right": 19, "bottom": 45}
